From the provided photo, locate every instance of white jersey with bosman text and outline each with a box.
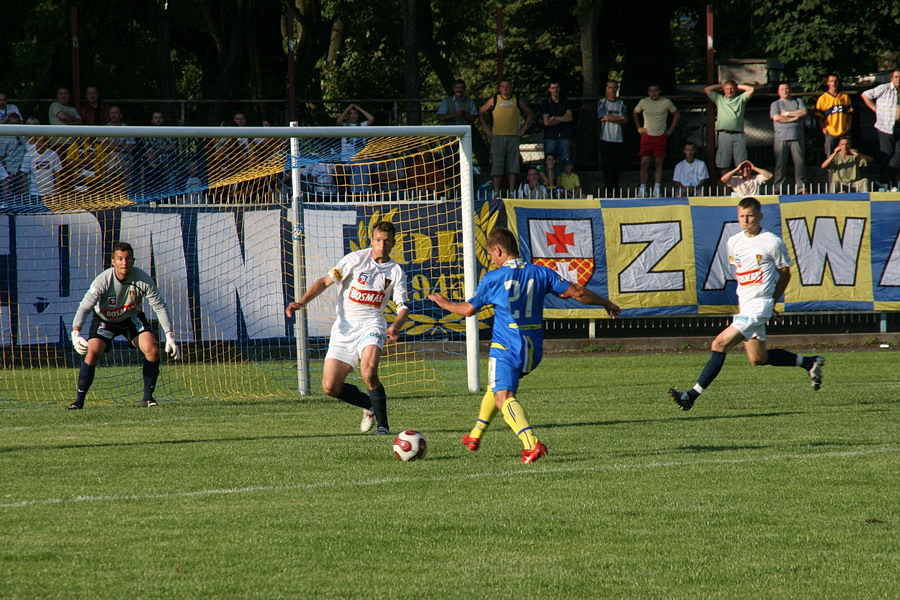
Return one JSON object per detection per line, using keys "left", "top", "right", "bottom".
{"left": 329, "top": 248, "right": 407, "bottom": 323}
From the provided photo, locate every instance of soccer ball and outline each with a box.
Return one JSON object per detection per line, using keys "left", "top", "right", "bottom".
{"left": 392, "top": 430, "right": 427, "bottom": 462}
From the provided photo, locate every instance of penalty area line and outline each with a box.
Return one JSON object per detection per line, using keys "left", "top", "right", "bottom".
{"left": 2, "top": 446, "right": 896, "bottom": 509}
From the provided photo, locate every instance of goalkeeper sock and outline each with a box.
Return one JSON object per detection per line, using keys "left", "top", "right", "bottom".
{"left": 469, "top": 389, "right": 498, "bottom": 440}
{"left": 76, "top": 362, "right": 96, "bottom": 403}
{"left": 501, "top": 397, "right": 539, "bottom": 451}
{"left": 336, "top": 384, "right": 372, "bottom": 409}
{"left": 369, "top": 384, "right": 388, "bottom": 431}
{"left": 142, "top": 359, "right": 160, "bottom": 401}
{"left": 765, "top": 348, "right": 799, "bottom": 367}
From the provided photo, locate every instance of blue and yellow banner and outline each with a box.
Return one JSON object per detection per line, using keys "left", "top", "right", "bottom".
{"left": 504, "top": 193, "right": 900, "bottom": 318}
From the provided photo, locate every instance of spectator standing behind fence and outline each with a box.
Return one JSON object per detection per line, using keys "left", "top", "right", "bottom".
{"left": 81, "top": 86, "right": 111, "bottom": 126}
{"left": 770, "top": 83, "right": 807, "bottom": 193}
{"left": 705, "top": 80, "right": 755, "bottom": 180}
{"left": 21, "top": 135, "right": 62, "bottom": 203}
{"left": 336, "top": 103, "right": 375, "bottom": 194}
{"left": 48, "top": 88, "right": 83, "bottom": 125}
{"left": 673, "top": 142, "right": 710, "bottom": 196}
{"left": 541, "top": 81, "right": 573, "bottom": 163}
{"left": 633, "top": 84, "right": 679, "bottom": 198}
{"left": 861, "top": 69, "right": 900, "bottom": 191}
{"left": 814, "top": 75, "right": 853, "bottom": 159}
{"left": 597, "top": 80, "right": 627, "bottom": 195}
{"left": 0, "top": 92, "right": 22, "bottom": 123}
{"left": 721, "top": 160, "right": 772, "bottom": 197}
{"left": 480, "top": 80, "right": 535, "bottom": 198}
{"left": 437, "top": 79, "right": 478, "bottom": 126}
{"left": 821, "top": 137, "right": 873, "bottom": 193}
{"left": 0, "top": 113, "right": 28, "bottom": 198}
{"left": 537, "top": 152, "right": 561, "bottom": 196}
{"left": 144, "top": 111, "right": 177, "bottom": 197}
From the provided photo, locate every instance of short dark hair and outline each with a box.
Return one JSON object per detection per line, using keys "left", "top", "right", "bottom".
{"left": 487, "top": 227, "right": 518, "bottom": 256}
{"left": 113, "top": 242, "right": 134, "bottom": 257}
{"left": 738, "top": 197, "right": 761, "bottom": 213}
{"left": 454, "top": 79, "right": 465, "bottom": 87}
{"left": 722, "top": 79, "right": 737, "bottom": 87}
{"left": 372, "top": 221, "right": 396, "bottom": 238}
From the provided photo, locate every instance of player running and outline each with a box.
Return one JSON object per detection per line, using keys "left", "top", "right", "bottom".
{"left": 285, "top": 221, "right": 408, "bottom": 435}
{"left": 430, "top": 227, "right": 620, "bottom": 463}
{"left": 668, "top": 197, "right": 825, "bottom": 410}
{"left": 68, "top": 241, "right": 180, "bottom": 409}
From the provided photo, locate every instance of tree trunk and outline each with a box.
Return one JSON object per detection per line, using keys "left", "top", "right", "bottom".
{"left": 403, "top": 0, "right": 422, "bottom": 125}
{"left": 576, "top": 0, "right": 601, "bottom": 168}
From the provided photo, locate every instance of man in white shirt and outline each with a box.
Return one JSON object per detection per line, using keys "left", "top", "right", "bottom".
{"left": 672, "top": 142, "right": 710, "bottom": 196}
{"left": 668, "top": 197, "right": 825, "bottom": 410}
{"left": 285, "top": 221, "right": 409, "bottom": 435}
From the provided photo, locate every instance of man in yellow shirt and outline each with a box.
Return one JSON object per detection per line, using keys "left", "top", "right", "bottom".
{"left": 814, "top": 74, "right": 853, "bottom": 159}
{"left": 479, "top": 80, "right": 535, "bottom": 198}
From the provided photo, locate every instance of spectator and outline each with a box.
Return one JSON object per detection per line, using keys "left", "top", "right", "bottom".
{"left": 336, "top": 103, "right": 375, "bottom": 194}
{"left": 436, "top": 79, "right": 478, "bottom": 126}
{"left": 559, "top": 157, "right": 581, "bottom": 197}
{"left": 596, "top": 79, "right": 627, "bottom": 194}
{"left": 516, "top": 166, "right": 549, "bottom": 199}
{"left": 704, "top": 80, "right": 755, "bottom": 179}
{"left": 144, "top": 111, "right": 177, "bottom": 197}
{"left": 673, "top": 142, "right": 710, "bottom": 196}
{"left": 632, "top": 83, "right": 679, "bottom": 197}
{"left": 721, "top": 160, "right": 772, "bottom": 197}
{"left": 21, "top": 135, "right": 62, "bottom": 202}
{"left": 0, "top": 92, "right": 23, "bottom": 123}
{"left": 814, "top": 75, "right": 853, "bottom": 159}
{"left": 541, "top": 80, "right": 573, "bottom": 163}
{"left": 81, "top": 86, "right": 111, "bottom": 126}
{"left": 770, "top": 83, "right": 808, "bottom": 193}
{"left": 479, "top": 80, "right": 535, "bottom": 197}
{"left": 861, "top": 69, "right": 900, "bottom": 191}
{"left": 105, "top": 106, "right": 137, "bottom": 194}
{"left": 821, "top": 137, "right": 873, "bottom": 193}
{"left": 48, "top": 88, "right": 83, "bottom": 125}
{"left": 0, "top": 112, "right": 29, "bottom": 198}
{"left": 537, "top": 152, "right": 561, "bottom": 194}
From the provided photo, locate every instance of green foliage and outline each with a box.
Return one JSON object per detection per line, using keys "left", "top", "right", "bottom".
{"left": 1, "top": 352, "right": 898, "bottom": 598}
{"left": 752, "top": 0, "right": 900, "bottom": 87}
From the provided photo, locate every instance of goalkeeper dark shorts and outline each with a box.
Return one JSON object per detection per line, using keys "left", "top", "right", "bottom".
{"left": 89, "top": 311, "right": 153, "bottom": 348}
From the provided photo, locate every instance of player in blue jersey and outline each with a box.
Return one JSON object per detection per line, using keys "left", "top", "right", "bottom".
{"left": 429, "top": 227, "right": 620, "bottom": 463}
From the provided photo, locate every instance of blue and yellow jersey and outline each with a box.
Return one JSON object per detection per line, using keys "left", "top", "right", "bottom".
{"left": 468, "top": 258, "right": 570, "bottom": 363}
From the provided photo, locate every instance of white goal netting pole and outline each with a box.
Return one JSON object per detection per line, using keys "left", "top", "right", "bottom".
{"left": 289, "top": 122, "right": 311, "bottom": 395}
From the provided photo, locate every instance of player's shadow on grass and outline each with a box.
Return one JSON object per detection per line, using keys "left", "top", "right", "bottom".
{"left": 540, "top": 410, "right": 804, "bottom": 431}
{"left": 0, "top": 431, "right": 395, "bottom": 454}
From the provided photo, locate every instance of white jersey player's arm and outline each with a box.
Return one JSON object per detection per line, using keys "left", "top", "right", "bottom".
{"left": 285, "top": 274, "right": 335, "bottom": 317}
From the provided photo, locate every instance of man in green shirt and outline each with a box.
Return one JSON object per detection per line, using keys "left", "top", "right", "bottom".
{"left": 705, "top": 80, "right": 755, "bottom": 181}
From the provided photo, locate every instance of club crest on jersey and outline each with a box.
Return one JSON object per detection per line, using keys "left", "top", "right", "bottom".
{"left": 357, "top": 273, "right": 370, "bottom": 285}
{"left": 528, "top": 218, "right": 595, "bottom": 286}
{"left": 107, "top": 296, "right": 118, "bottom": 306}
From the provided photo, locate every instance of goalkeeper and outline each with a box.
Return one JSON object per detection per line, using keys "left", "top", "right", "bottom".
{"left": 285, "top": 221, "right": 409, "bottom": 435}
{"left": 68, "top": 242, "right": 180, "bottom": 409}
{"left": 429, "top": 227, "right": 620, "bottom": 463}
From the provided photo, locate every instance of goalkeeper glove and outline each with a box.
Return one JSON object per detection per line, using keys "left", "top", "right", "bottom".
{"left": 165, "top": 332, "right": 181, "bottom": 360}
{"left": 71, "top": 331, "right": 89, "bottom": 355}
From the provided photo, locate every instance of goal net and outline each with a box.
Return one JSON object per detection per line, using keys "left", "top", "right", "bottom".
{"left": 0, "top": 123, "right": 486, "bottom": 408}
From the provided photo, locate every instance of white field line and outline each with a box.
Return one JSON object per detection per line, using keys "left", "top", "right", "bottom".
{"left": 2, "top": 447, "right": 896, "bottom": 509}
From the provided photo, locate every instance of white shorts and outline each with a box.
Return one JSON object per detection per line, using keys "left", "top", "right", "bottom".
{"left": 731, "top": 297, "right": 774, "bottom": 341}
{"left": 325, "top": 319, "right": 387, "bottom": 367}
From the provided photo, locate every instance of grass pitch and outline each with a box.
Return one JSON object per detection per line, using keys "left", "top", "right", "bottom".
{"left": 1, "top": 350, "right": 898, "bottom": 599}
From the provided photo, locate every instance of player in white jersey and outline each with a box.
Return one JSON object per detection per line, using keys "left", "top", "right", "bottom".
{"left": 68, "top": 242, "right": 180, "bottom": 409}
{"left": 285, "top": 221, "right": 409, "bottom": 434}
{"left": 668, "top": 197, "right": 825, "bottom": 410}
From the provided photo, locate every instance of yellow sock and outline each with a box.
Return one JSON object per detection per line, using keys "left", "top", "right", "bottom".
{"left": 501, "top": 397, "right": 538, "bottom": 450}
{"left": 469, "top": 390, "right": 498, "bottom": 439}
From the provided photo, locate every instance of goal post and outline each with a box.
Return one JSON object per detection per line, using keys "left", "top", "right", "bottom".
{"left": 0, "top": 123, "right": 484, "bottom": 407}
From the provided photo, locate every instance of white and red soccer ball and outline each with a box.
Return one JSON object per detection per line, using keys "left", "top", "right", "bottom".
{"left": 392, "top": 430, "right": 427, "bottom": 462}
